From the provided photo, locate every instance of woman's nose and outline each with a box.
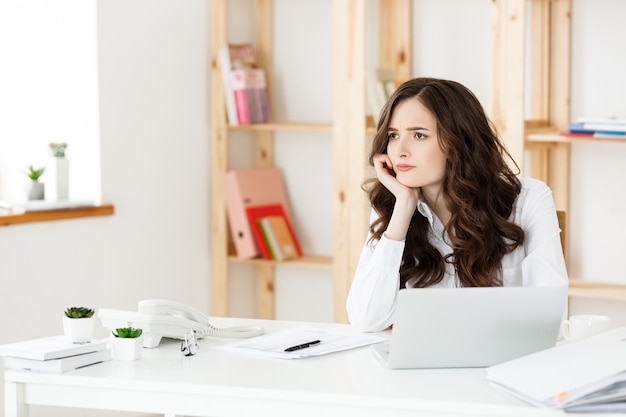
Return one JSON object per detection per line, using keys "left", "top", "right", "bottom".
{"left": 393, "top": 136, "right": 409, "bottom": 158}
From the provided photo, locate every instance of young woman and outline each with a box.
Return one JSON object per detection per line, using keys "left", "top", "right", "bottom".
{"left": 346, "top": 77, "right": 568, "bottom": 332}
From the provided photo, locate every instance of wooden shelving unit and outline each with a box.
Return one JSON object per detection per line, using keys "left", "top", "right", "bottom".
{"left": 491, "top": 0, "right": 626, "bottom": 306}
{"left": 210, "top": 0, "right": 625, "bottom": 320}
{"left": 209, "top": 0, "right": 411, "bottom": 322}
{"left": 490, "top": 0, "right": 571, "bottom": 213}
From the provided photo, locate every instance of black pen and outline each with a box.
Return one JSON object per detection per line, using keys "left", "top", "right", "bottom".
{"left": 284, "top": 340, "right": 321, "bottom": 352}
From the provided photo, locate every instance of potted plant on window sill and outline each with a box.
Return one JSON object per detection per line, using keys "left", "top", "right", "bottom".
{"left": 48, "top": 142, "right": 69, "bottom": 200}
{"left": 111, "top": 327, "right": 144, "bottom": 361}
{"left": 63, "top": 307, "right": 95, "bottom": 344}
{"left": 27, "top": 165, "right": 46, "bottom": 200}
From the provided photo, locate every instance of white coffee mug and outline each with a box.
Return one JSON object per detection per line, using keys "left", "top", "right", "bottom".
{"left": 561, "top": 314, "right": 612, "bottom": 341}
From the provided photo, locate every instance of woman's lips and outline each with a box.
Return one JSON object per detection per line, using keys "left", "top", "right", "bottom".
{"left": 394, "top": 164, "right": 415, "bottom": 172}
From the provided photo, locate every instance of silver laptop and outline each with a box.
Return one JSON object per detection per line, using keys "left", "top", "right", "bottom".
{"left": 373, "top": 286, "right": 568, "bottom": 369}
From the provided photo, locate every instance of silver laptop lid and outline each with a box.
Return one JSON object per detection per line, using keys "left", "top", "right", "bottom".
{"left": 386, "top": 286, "right": 568, "bottom": 369}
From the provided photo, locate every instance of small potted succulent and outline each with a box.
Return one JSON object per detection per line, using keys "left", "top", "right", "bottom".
{"left": 63, "top": 306, "right": 95, "bottom": 344}
{"left": 111, "top": 327, "right": 144, "bottom": 361}
{"left": 49, "top": 142, "right": 68, "bottom": 158}
{"left": 26, "top": 165, "right": 46, "bottom": 200}
{"left": 47, "top": 142, "right": 69, "bottom": 200}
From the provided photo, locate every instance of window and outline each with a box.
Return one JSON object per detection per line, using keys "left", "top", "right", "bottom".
{"left": 0, "top": 0, "right": 101, "bottom": 205}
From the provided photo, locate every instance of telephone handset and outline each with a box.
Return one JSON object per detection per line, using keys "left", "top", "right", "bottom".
{"left": 98, "top": 299, "right": 264, "bottom": 348}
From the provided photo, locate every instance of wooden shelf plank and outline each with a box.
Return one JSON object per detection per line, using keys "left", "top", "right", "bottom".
{"left": 228, "top": 122, "right": 376, "bottom": 135}
{"left": 229, "top": 122, "right": 332, "bottom": 132}
{"left": 569, "top": 279, "right": 626, "bottom": 302}
{"left": 528, "top": 132, "right": 626, "bottom": 144}
{"left": 0, "top": 204, "right": 114, "bottom": 227}
{"left": 228, "top": 254, "right": 333, "bottom": 270}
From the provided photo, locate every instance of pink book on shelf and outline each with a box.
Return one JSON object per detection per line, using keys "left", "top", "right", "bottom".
{"left": 245, "top": 68, "right": 271, "bottom": 123}
{"left": 231, "top": 69, "right": 250, "bottom": 125}
{"left": 221, "top": 167, "right": 293, "bottom": 259}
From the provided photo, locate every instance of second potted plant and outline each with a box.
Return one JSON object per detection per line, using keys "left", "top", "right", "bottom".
{"left": 111, "top": 327, "right": 144, "bottom": 361}
{"left": 27, "top": 165, "right": 46, "bottom": 200}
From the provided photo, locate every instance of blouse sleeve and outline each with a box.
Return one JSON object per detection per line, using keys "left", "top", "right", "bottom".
{"left": 519, "top": 179, "right": 569, "bottom": 287}
{"left": 346, "top": 209, "right": 406, "bottom": 332}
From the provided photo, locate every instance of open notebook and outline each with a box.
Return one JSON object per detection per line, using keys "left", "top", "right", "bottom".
{"left": 372, "top": 286, "right": 568, "bottom": 369}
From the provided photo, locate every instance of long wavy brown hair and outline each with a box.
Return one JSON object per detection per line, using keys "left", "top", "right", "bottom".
{"left": 365, "top": 77, "right": 524, "bottom": 289}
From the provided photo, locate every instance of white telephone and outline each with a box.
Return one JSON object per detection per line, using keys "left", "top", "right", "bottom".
{"left": 98, "top": 299, "right": 264, "bottom": 348}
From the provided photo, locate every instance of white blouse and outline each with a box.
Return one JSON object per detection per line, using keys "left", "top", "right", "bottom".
{"left": 346, "top": 177, "right": 569, "bottom": 332}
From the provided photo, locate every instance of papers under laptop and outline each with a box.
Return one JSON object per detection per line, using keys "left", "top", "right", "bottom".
{"left": 372, "top": 286, "right": 568, "bottom": 369}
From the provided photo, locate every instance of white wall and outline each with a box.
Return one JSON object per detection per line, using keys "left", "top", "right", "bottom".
{"left": 0, "top": 1, "right": 210, "bottom": 415}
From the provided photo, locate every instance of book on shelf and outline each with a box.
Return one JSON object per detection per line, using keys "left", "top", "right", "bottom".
{"left": 485, "top": 327, "right": 626, "bottom": 413}
{"left": 218, "top": 47, "right": 239, "bottom": 126}
{"left": 0, "top": 335, "right": 109, "bottom": 361}
{"left": 231, "top": 68, "right": 251, "bottom": 125}
{"left": 218, "top": 43, "right": 270, "bottom": 126}
{"left": 576, "top": 116, "right": 626, "bottom": 126}
{"left": 245, "top": 67, "right": 271, "bottom": 123}
{"left": 246, "top": 204, "right": 302, "bottom": 261}
{"left": 565, "top": 122, "right": 626, "bottom": 139}
{"left": 218, "top": 43, "right": 256, "bottom": 126}
{"left": 569, "top": 120, "right": 626, "bottom": 134}
{"left": 3, "top": 348, "right": 112, "bottom": 373}
{"left": 366, "top": 68, "right": 397, "bottom": 125}
{"left": 222, "top": 167, "right": 293, "bottom": 259}
{"left": 257, "top": 213, "right": 302, "bottom": 261}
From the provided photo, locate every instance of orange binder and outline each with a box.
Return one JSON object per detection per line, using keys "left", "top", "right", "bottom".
{"left": 258, "top": 215, "right": 301, "bottom": 261}
{"left": 221, "top": 167, "right": 292, "bottom": 259}
{"left": 246, "top": 204, "right": 302, "bottom": 261}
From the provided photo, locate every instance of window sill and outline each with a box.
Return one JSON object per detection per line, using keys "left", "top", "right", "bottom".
{"left": 0, "top": 204, "right": 114, "bottom": 227}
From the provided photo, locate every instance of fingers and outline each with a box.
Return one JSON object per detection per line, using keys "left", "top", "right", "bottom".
{"left": 373, "top": 154, "right": 393, "bottom": 174}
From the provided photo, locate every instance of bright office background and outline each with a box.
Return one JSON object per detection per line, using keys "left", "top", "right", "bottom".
{"left": 0, "top": 1, "right": 625, "bottom": 415}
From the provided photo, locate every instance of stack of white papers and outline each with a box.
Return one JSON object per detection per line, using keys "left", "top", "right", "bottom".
{"left": 485, "top": 327, "right": 626, "bottom": 412}
{"left": 211, "top": 325, "right": 386, "bottom": 359}
{"left": 0, "top": 335, "right": 111, "bottom": 373}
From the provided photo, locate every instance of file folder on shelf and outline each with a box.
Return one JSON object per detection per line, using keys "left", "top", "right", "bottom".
{"left": 222, "top": 167, "right": 293, "bottom": 259}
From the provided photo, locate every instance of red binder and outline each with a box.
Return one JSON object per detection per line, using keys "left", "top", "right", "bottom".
{"left": 221, "top": 167, "right": 293, "bottom": 259}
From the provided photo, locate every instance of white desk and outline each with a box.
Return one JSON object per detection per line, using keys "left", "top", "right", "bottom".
{"left": 4, "top": 317, "right": 577, "bottom": 417}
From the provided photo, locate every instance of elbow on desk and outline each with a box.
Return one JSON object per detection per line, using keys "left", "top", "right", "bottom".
{"left": 346, "top": 308, "right": 392, "bottom": 333}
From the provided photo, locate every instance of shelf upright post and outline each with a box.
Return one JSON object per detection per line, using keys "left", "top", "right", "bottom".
{"left": 333, "top": 0, "right": 367, "bottom": 323}
{"left": 254, "top": 0, "right": 276, "bottom": 320}
{"left": 490, "top": 0, "right": 526, "bottom": 174}
{"left": 209, "top": 0, "right": 229, "bottom": 316}
{"left": 547, "top": 0, "right": 572, "bottom": 212}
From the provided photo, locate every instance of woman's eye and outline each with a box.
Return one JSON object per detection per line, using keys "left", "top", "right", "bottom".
{"left": 414, "top": 132, "right": 426, "bottom": 140}
{"left": 387, "top": 132, "right": 399, "bottom": 140}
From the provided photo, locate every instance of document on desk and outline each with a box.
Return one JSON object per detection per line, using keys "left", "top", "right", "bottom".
{"left": 211, "top": 325, "right": 386, "bottom": 359}
{"left": 485, "top": 327, "right": 626, "bottom": 412}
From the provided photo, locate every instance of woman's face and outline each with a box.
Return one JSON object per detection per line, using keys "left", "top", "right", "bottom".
{"left": 386, "top": 98, "right": 447, "bottom": 194}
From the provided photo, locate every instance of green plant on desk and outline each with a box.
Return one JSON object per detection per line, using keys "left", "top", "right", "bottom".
{"left": 64, "top": 307, "right": 95, "bottom": 319}
{"left": 26, "top": 165, "right": 45, "bottom": 182}
{"left": 112, "top": 327, "right": 143, "bottom": 338}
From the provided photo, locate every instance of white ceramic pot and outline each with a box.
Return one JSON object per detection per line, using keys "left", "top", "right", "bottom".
{"left": 46, "top": 157, "right": 69, "bottom": 200}
{"left": 63, "top": 316, "right": 94, "bottom": 343}
{"left": 111, "top": 336, "right": 144, "bottom": 361}
{"left": 28, "top": 182, "right": 45, "bottom": 200}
